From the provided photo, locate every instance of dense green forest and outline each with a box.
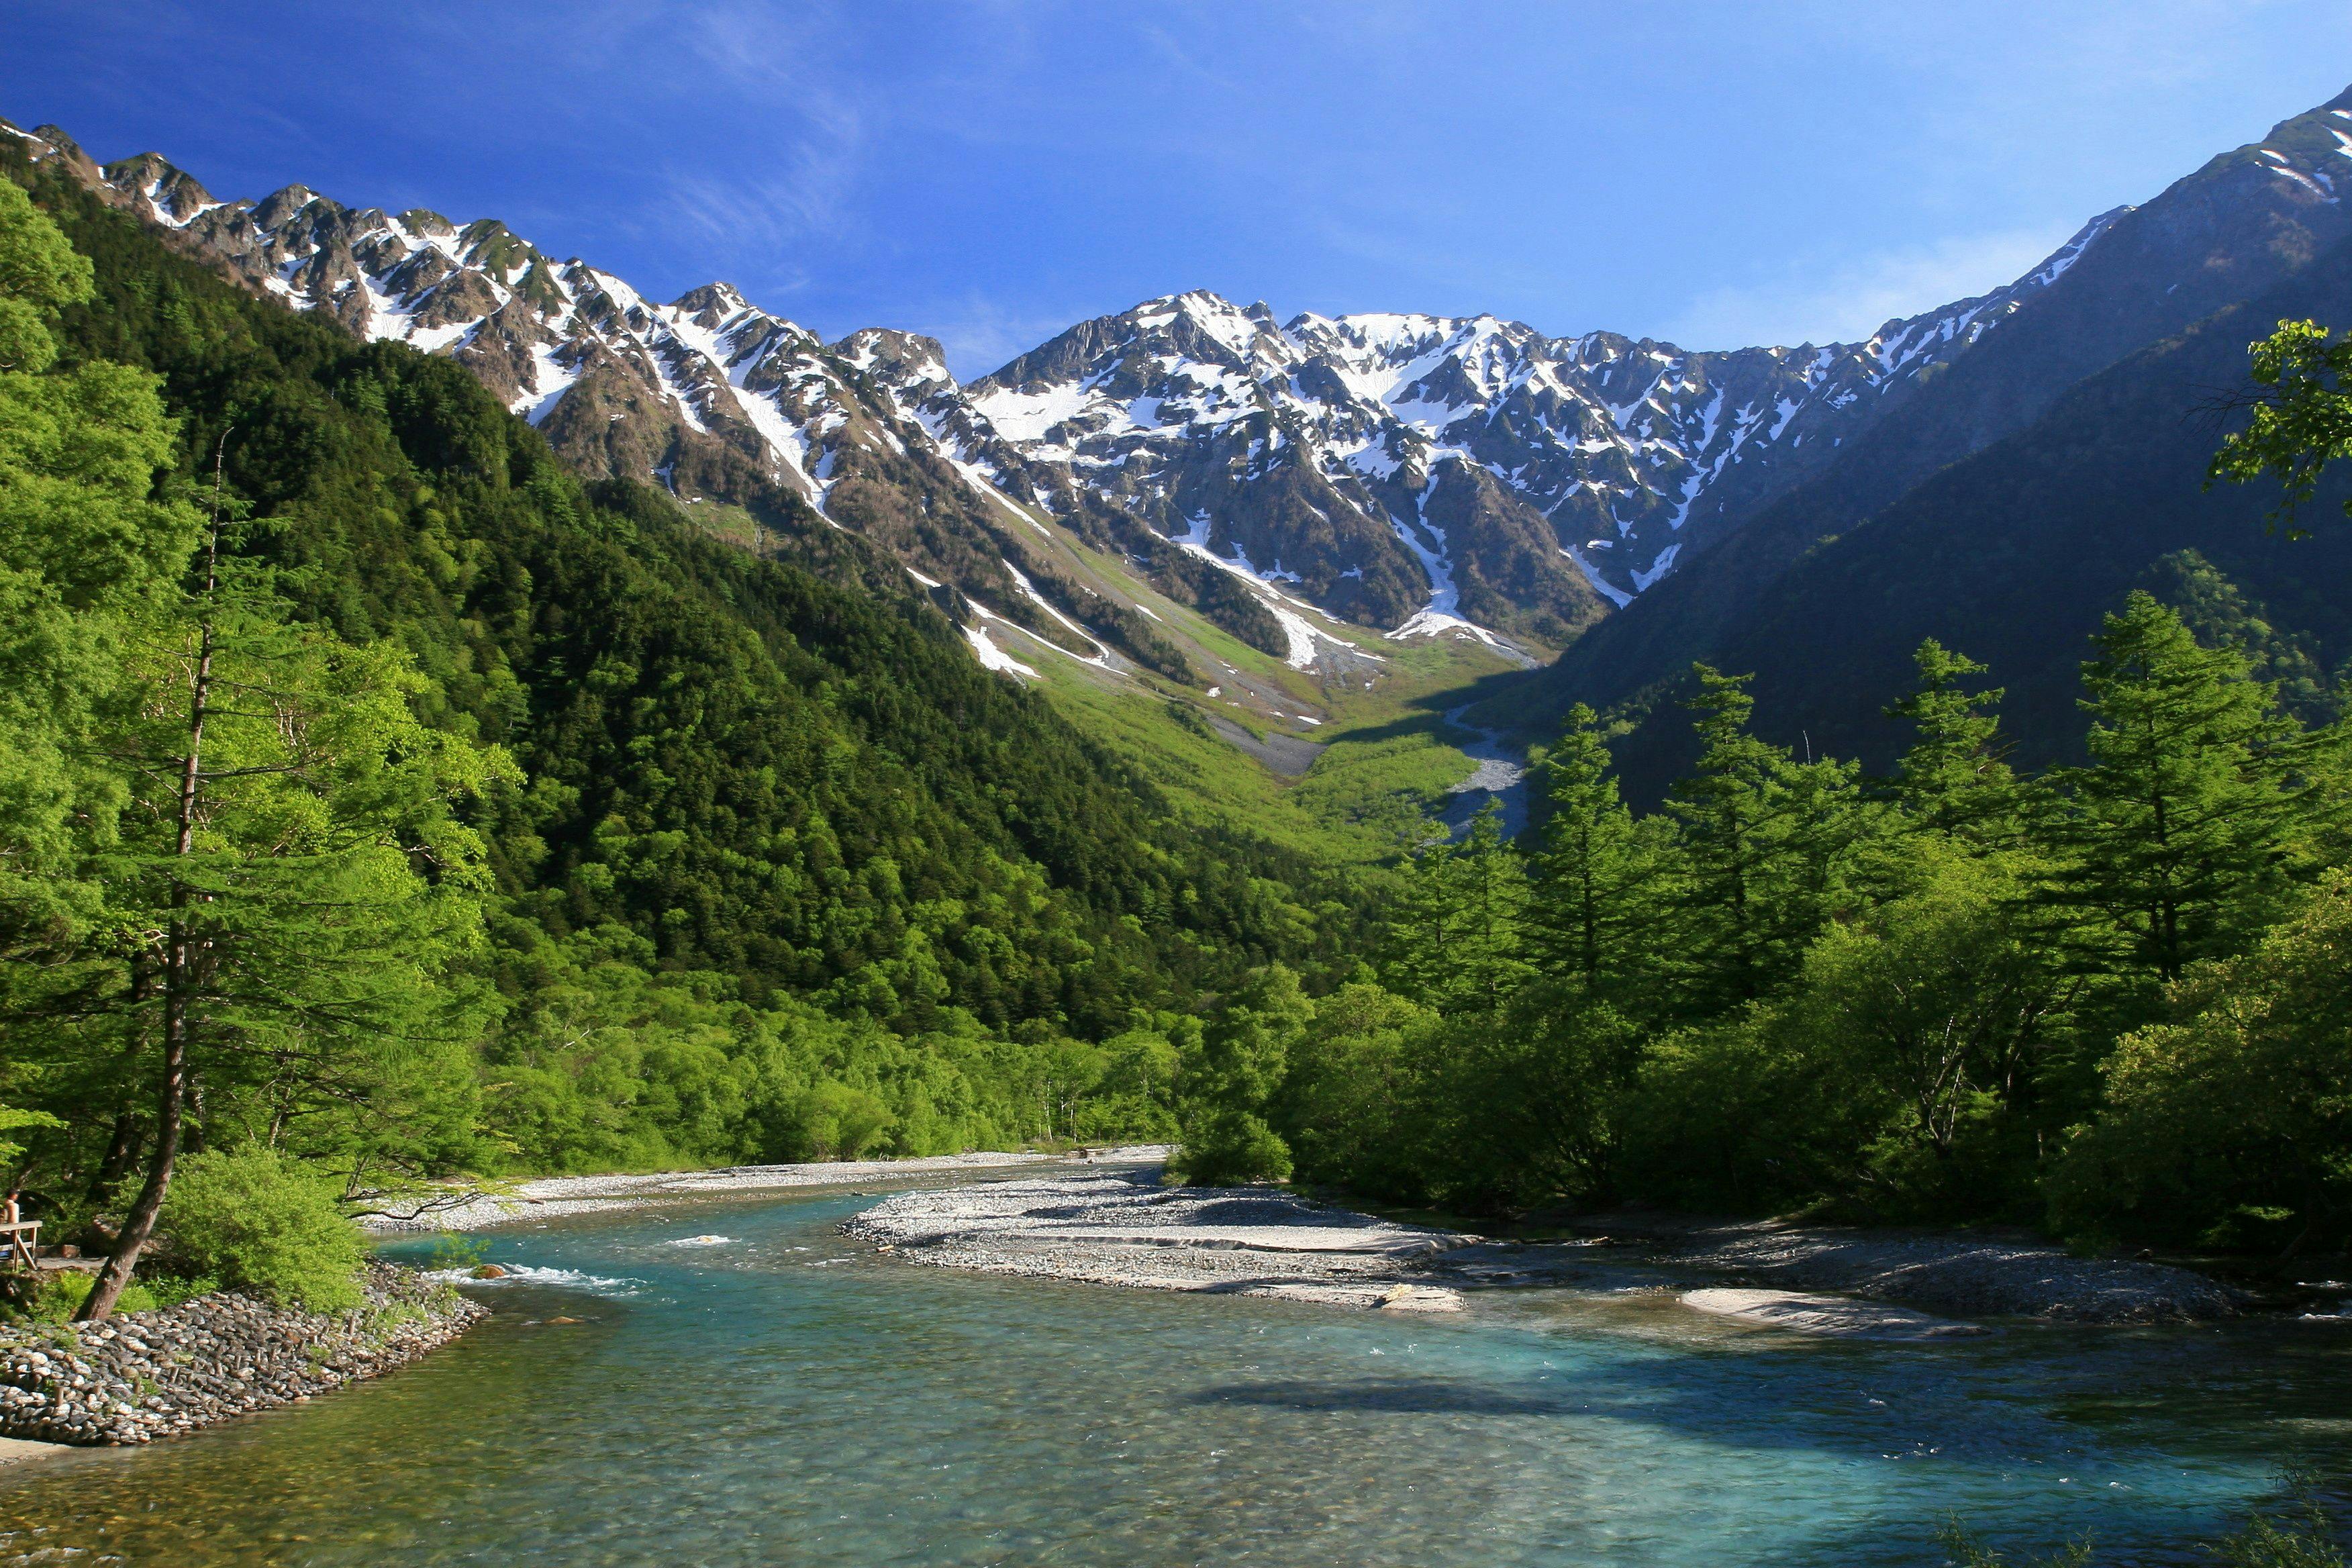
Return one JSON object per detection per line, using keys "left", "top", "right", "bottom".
{"left": 0, "top": 146, "right": 1353, "bottom": 1315}
{"left": 6, "top": 133, "right": 2352, "bottom": 1326}
{"left": 1178, "top": 565, "right": 2352, "bottom": 1257}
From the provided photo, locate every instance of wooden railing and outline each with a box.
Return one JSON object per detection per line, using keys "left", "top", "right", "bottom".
{"left": 1, "top": 1219, "right": 39, "bottom": 1272}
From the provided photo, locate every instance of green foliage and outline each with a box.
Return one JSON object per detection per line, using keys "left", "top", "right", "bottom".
{"left": 1198, "top": 582, "right": 2352, "bottom": 1236}
{"left": 2048, "top": 871, "right": 2352, "bottom": 1250}
{"left": 2042, "top": 591, "right": 2324, "bottom": 992}
{"left": 0, "top": 177, "right": 92, "bottom": 373}
{"left": 0, "top": 174, "right": 199, "bottom": 954}
{"left": 1939, "top": 1473, "right": 2347, "bottom": 1567}
{"left": 1525, "top": 704, "right": 1660, "bottom": 1003}
{"left": 1886, "top": 640, "right": 2021, "bottom": 846}
{"left": 0, "top": 1104, "right": 59, "bottom": 1166}
{"left": 5, "top": 1271, "right": 150, "bottom": 1324}
{"left": 1174, "top": 1110, "right": 1293, "bottom": 1185}
{"left": 1661, "top": 667, "right": 1873, "bottom": 1018}
{"left": 2145, "top": 549, "right": 2345, "bottom": 730}
{"left": 1275, "top": 980, "right": 1436, "bottom": 1194}
{"left": 2210, "top": 317, "right": 2352, "bottom": 537}
{"left": 1938, "top": 1521, "right": 2096, "bottom": 1568}
{"left": 11, "top": 138, "right": 2352, "bottom": 1275}
{"left": 1381, "top": 800, "right": 1534, "bottom": 1015}
{"left": 1415, "top": 987, "right": 1642, "bottom": 1210}
{"left": 0, "top": 151, "right": 1338, "bottom": 1235}
{"left": 1174, "top": 965, "right": 1308, "bottom": 1182}
{"left": 160, "top": 1147, "right": 366, "bottom": 1313}
{"left": 2211, "top": 1479, "right": 2350, "bottom": 1568}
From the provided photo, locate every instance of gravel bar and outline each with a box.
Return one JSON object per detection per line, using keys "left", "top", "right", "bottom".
{"left": 844, "top": 1168, "right": 1473, "bottom": 1311}
{"left": 361, "top": 1146, "right": 1173, "bottom": 1232}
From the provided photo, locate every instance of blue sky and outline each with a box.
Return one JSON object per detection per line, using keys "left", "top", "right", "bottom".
{"left": 11, "top": 2, "right": 2352, "bottom": 377}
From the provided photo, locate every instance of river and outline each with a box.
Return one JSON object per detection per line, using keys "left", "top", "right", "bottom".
{"left": 2, "top": 1181, "right": 2347, "bottom": 1565}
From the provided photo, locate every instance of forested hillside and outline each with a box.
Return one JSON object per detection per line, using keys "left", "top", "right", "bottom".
{"left": 0, "top": 141, "right": 1349, "bottom": 1304}
{"left": 1514, "top": 87, "right": 2352, "bottom": 800}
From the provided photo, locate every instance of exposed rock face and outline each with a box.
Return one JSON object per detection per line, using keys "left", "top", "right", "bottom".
{"left": 1522, "top": 85, "right": 2352, "bottom": 747}
{"left": 1, "top": 119, "right": 1184, "bottom": 677}
{"left": 964, "top": 252, "right": 2114, "bottom": 642}
{"left": 0, "top": 1263, "right": 483, "bottom": 1447}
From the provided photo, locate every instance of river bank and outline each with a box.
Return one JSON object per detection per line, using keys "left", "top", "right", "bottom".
{"left": 842, "top": 1166, "right": 2247, "bottom": 1329}
{"left": 0, "top": 1261, "right": 482, "bottom": 1447}
{"left": 9, "top": 1187, "right": 2333, "bottom": 1567}
{"left": 360, "top": 1145, "right": 1171, "bottom": 1232}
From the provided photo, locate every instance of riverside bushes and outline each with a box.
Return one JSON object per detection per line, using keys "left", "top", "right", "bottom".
{"left": 158, "top": 1149, "right": 366, "bottom": 1314}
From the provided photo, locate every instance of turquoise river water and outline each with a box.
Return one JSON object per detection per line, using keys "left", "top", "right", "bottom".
{"left": 2, "top": 1180, "right": 2349, "bottom": 1566}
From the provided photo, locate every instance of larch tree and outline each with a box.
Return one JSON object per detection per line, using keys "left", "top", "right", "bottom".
{"left": 1524, "top": 704, "right": 1657, "bottom": 1003}
{"left": 77, "top": 532, "right": 514, "bottom": 1320}
{"left": 2041, "top": 592, "right": 2329, "bottom": 995}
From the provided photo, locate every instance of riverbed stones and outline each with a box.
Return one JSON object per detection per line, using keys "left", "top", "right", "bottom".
{"left": 1681, "top": 1287, "right": 1994, "bottom": 1340}
{"left": 1659, "top": 1220, "right": 2243, "bottom": 1323}
{"left": 0, "top": 1261, "right": 485, "bottom": 1447}
{"left": 844, "top": 1170, "right": 1473, "bottom": 1310}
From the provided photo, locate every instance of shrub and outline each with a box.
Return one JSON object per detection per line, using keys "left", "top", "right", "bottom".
{"left": 4, "top": 1271, "right": 158, "bottom": 1323}
{"left": 1175, "top": 1109, "right": 1292, "bottom": 1186}
{"left": 789, "top": 1081, "right": 895, "bottom": 1161}
{"left": 2047, "top": 873, "right": 2352, "bottom": 1251}
{"left": 161, "top": 1148, "right": 366, "bottom": 1313}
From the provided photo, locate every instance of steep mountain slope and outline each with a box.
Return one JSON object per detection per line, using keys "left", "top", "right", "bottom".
{"left": 1559, "top": 219, "right": 2352, "bottom": 806}
{"left": 10, "top": 138, "right": 1355, "bottom": 1036}
{"left": 5, "top": 113, "right": 2126, "bottom": 669}
{"left": 23, "top": 79, "right": 2352, "bottom": 801}
{"left": 1518, "top": 85, "right": 2352, "bottom": 741}
{"left": 14, "top": 116, "right": 1561, "bottom": 744}
{"left": 964, "top": 238, "right": 2112, "bottom": 642}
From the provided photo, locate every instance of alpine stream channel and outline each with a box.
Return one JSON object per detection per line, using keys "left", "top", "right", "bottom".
{"left": 2, "top": 1176, "right": 2348, "bottom": 1566}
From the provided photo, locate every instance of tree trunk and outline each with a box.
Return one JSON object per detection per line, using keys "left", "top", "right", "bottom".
{"left": 76, "top": 959, "right": 188, "bottom": 1320}
{"left": 87, "top": 958, "right": 155, "bottom": 1199}
{"left": 80, "top": 539, "right": 213, "bottom": 1323}
{"left": 88, "top": 1110, "right": 142, "bottom": 1200}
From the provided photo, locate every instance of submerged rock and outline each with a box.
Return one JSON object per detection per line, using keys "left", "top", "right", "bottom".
{"left": 1681, "top": 1287, "right": 1994, "bottom": 1340}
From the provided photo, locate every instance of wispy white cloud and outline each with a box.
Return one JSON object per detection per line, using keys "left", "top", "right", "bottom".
{"left": 1660, "top": 224, "right": 2077, "bottom": 352}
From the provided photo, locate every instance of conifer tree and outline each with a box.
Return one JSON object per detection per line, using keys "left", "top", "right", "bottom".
{"left": 78, "top": 528, "right": 513, "bottom": 1320}
{"left": 1525, "top": 705, "right": 1656, "bottom": 1001}
{"left": 1381, "top": 799, "right": 1533, "bottom": 1016}
{"left": 1885, "top": 639, "right": 2021, "bottom": 845}
{"left": 2042, "top": 591, "right": 2325, "bottom": 991}
{"left": 1663, "top": 667, "right": 1804, "bottom": 1016}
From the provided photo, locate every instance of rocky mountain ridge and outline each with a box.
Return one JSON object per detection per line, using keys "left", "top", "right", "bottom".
{"left": 15, "top": 85, "right": 2352, "bottom": 696}
{"left": 1518, "top": 82, "right": 2352, "bottom": 764}
{"left": 5, "top": 113, "right": 2134, "bottom": 667}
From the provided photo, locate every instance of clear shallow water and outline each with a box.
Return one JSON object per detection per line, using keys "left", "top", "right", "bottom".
{"left": 2, "top": 1184, "right": 2348, "bottom": 1567}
